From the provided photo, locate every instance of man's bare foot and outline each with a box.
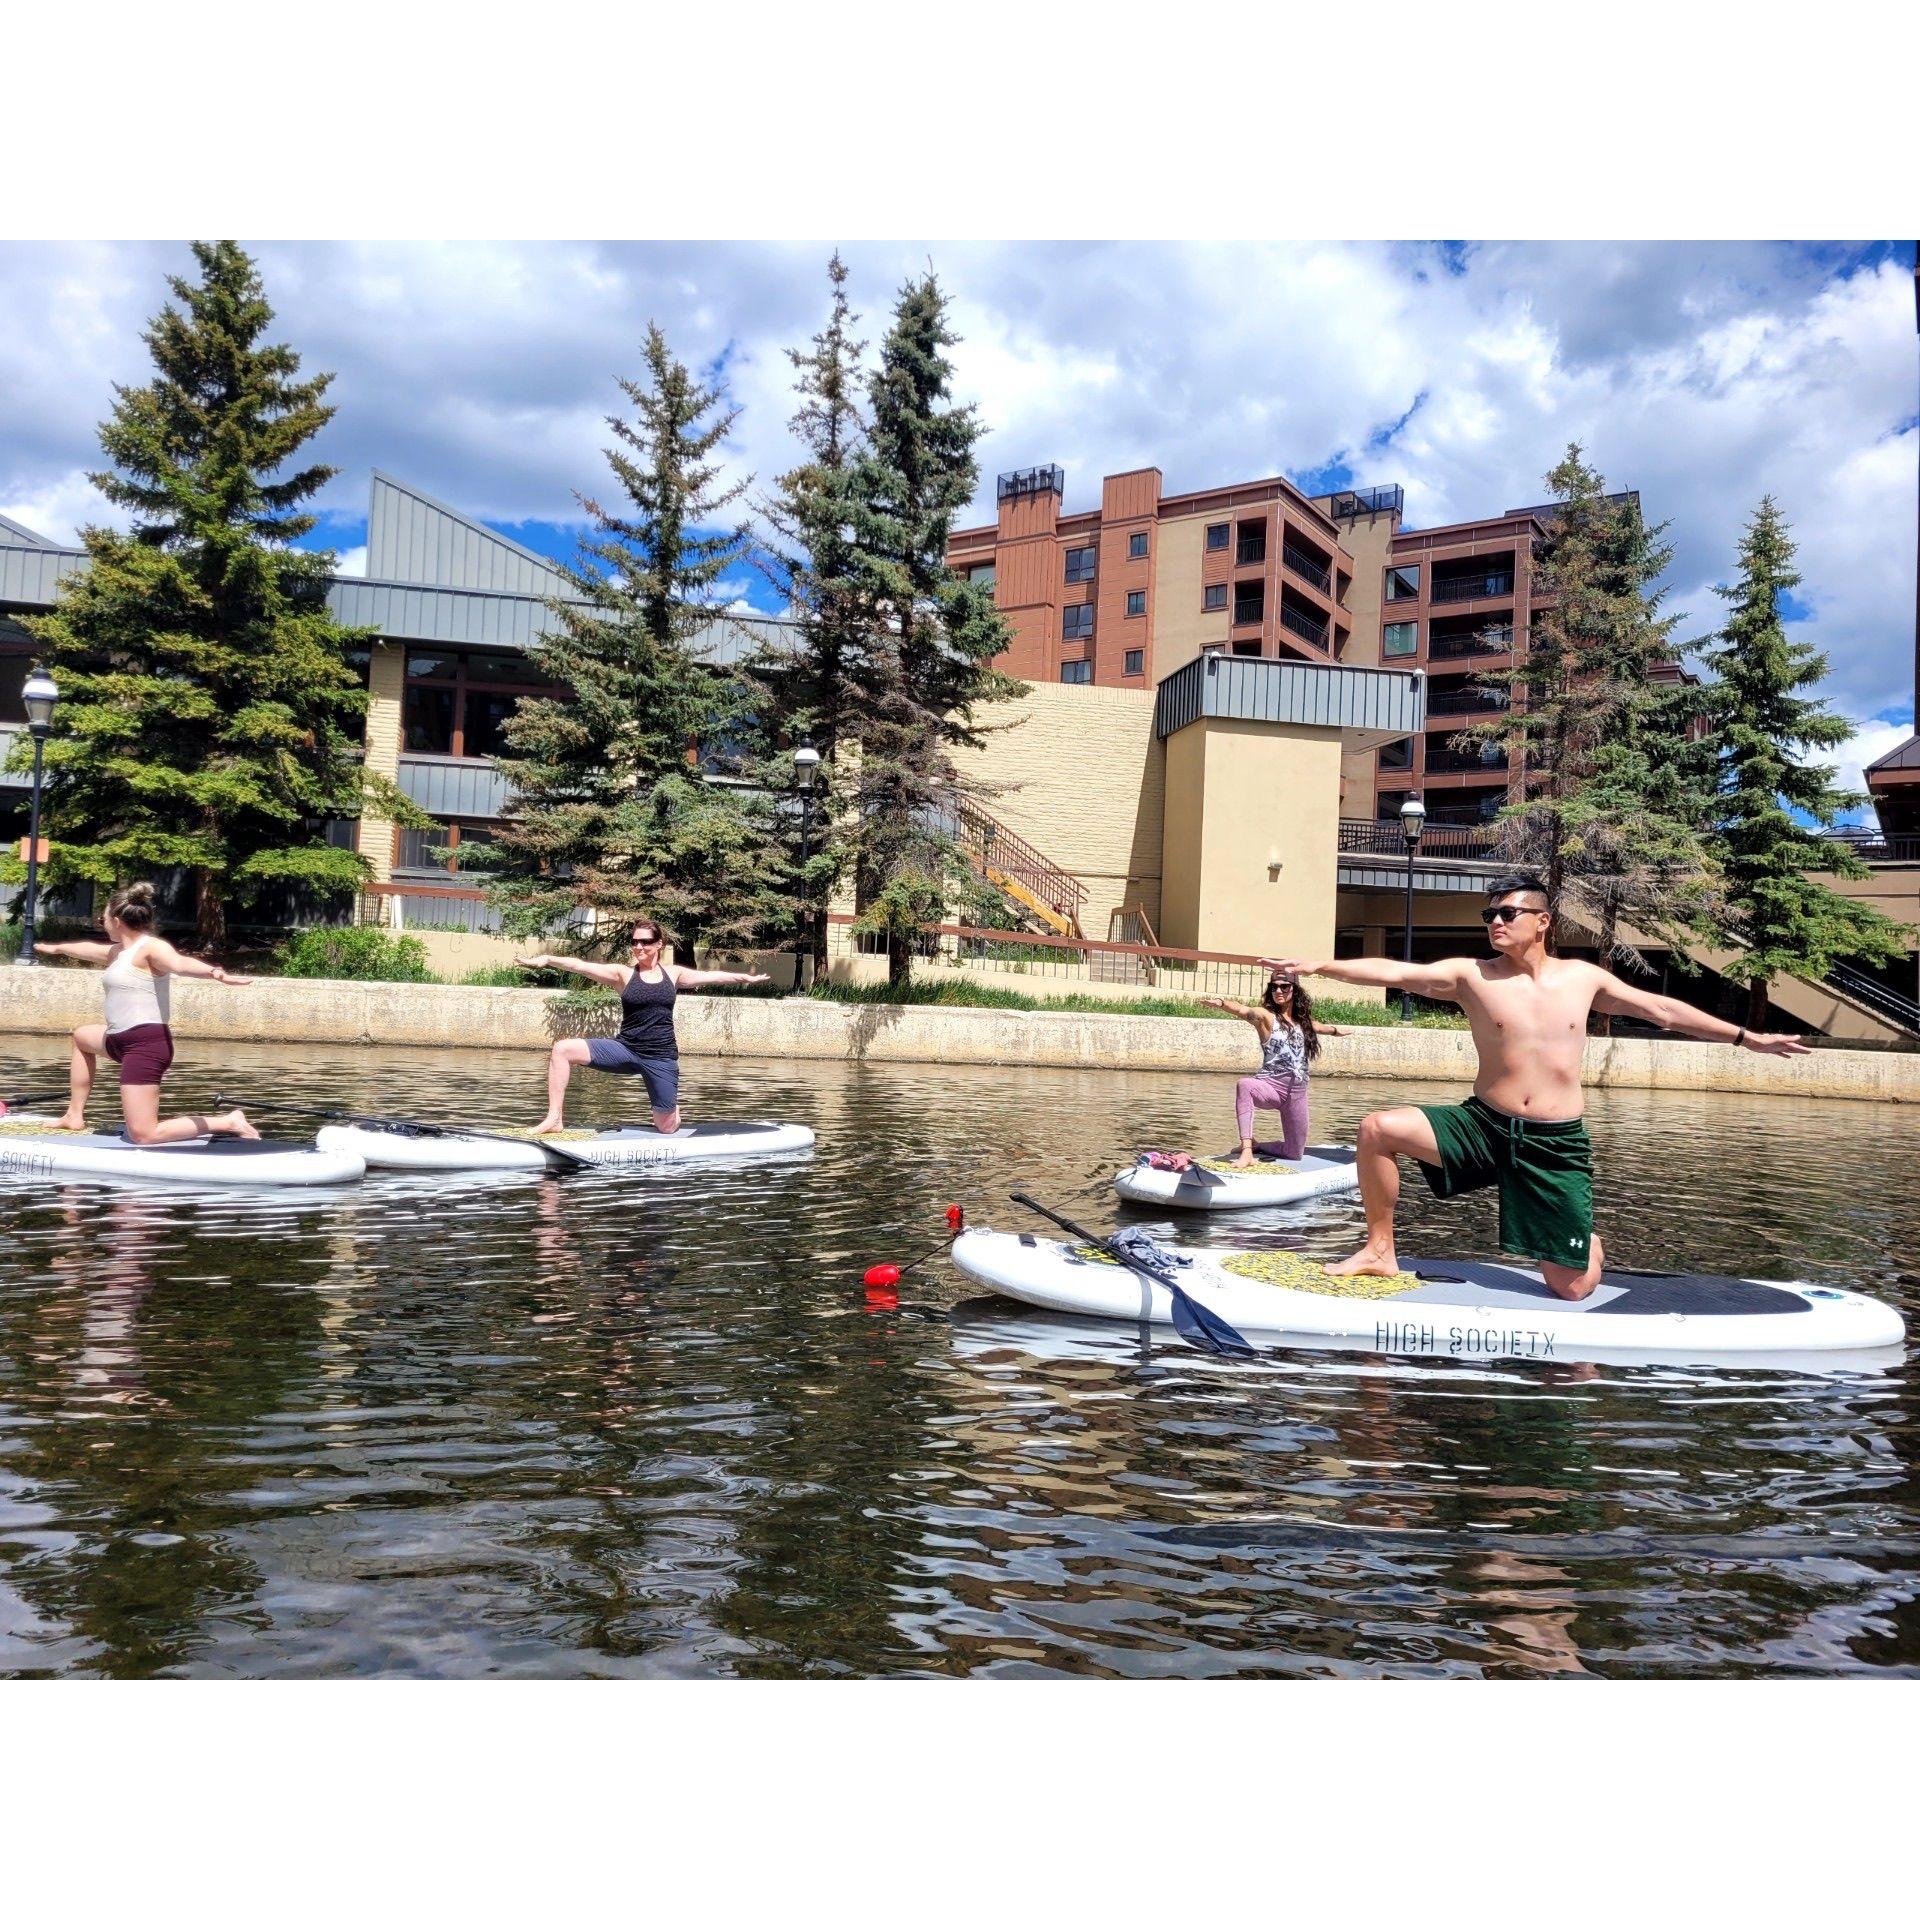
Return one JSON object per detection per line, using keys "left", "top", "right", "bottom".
{"left": 1324, "top": 1243, "right": 1404, "bottom": 1278}
{"left": 530, "top": 1116, "right": 565, "bottom": 1136}
{"left": 216, "top": 1109, "right": 261, "bottom": 1141}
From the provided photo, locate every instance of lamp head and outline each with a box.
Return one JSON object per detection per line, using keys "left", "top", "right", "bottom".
{"left": 792, "top": 742, "right": 821, "bottom": 789}
{"left": 1399, "top": 794, "right": 1427, "bottom": 843}
{"left": 22, "top": 667, "right": 57, "bottom": 735}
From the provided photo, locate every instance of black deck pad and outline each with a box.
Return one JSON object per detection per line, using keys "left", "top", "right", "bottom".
{"left": 1405, "top": 1258, "right": 1810, "bottom": 1317}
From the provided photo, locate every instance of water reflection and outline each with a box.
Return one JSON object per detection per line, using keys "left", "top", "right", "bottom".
{"left": 0, "top": 1036, "right": 1914, "bottom": 1676}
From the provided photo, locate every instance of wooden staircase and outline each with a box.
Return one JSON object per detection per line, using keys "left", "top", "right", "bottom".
{"left": 945, "top": 796, "right": 1088, "bottom": 939}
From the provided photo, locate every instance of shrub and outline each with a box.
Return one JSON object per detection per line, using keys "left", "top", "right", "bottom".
{"left": 272, "top": 926, "right": 434, "bottom": 983}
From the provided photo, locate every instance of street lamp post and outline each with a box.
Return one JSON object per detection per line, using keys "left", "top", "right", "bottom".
{"left": 792, "top": 741, "right": 820, "bottom": 991}
{"left": 14, "top": 668, "right": 58, "bottom": 968}
{"left": 1398, "top": 793, "right": 1426, "bottom": 1022}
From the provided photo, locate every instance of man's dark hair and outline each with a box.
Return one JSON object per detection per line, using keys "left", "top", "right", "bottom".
{"left": 1486, "top": 871, "right": 1551, "bottom": 906}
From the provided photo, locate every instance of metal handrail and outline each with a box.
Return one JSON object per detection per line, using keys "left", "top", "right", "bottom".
{"left": 1338, "top": 819, "right": 1501, "bottom": 858}
{"left": 945, "top": 794, "right": 1089, "bottom": 924}
{"left": 1278, "top": 602, "right": 1329, "bottom": 646}
{"left": 1821, "top": 829, "right": 1920, "bottom": 864}
{"left": 1825, "top": 962, "right": 1920, "bottom": 1034}
{"left": 1429, "top": 630, "right": 1514, "bottom": 660}
{"left": 1426, "top": 687, "right": 1510, "bottom": 716}
{"left": 1235, "top": 538, "right": 1267, "bottom": 567}
{"left": 1282, "top": 545, "right": 1332, "bottom": 591}
{"left": 1431, "top": 574, "right": 1514, "bottom": 604}
{"left": 1425, "top": 746, "right": 1510, "bottom": 775}
{"left": 1327, "top": 484, "right": 1404, "bottom": 519}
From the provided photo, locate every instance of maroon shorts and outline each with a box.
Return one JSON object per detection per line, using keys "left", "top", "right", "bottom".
{"left": 104, "top": 1022, "right": 175, "bottom": 1087}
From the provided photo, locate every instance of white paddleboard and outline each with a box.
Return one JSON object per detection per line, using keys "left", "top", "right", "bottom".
{"left": 317, "top": 1117, "right": 815, "bottom": 1173}
{"left": 0, "top": 1113, "right": 365, "bottom": 1188}
{"left": 950, "top": 1227, "right": 1906, "bottom": 1364}
{"left": 1114, "top": 1145, "right": 1359, "bottom": 1210}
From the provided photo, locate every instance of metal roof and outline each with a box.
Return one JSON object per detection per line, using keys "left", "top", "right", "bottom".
{"left": 1866, "top": 733, "right": 1920, "bottom": 776}
{"left": 366, "top": 470, "right": 569, "bottom": 595}
{"left": 0, "top": 528, "right": 798, "bottom": 666}
{"left": 1154, "top": 651, "right": 1423, "bottom": 748}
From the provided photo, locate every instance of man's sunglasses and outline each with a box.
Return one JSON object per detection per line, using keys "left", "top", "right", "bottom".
{"left": 1481, "top": 904, "right": 1548, "bottom": 925}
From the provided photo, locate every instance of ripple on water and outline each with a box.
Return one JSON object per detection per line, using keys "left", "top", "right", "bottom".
{"left": 0, "top": 1039, "right": 1914, "bottom": 1677}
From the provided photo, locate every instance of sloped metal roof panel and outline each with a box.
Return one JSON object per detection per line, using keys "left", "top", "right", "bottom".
{"left": 366, "top": 471, "right": 569, "bottom": 595}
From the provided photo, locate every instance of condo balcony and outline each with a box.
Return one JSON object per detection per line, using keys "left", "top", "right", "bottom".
{"left": 1428, "top": 625, "right": 1514, "bottom": 661}
{"left": 997, "top": 464, "right": 1065, "bottom": 502}
{"left": 1425, "top": 681, "right": 1510, "bottom": 718}
{"left": 1326, "top": 484, "right": 1404, "bottom": 520}
{"left": 1424, "top": 742, "right": 1510, "bottom": 777}
{"left": 1430, "top": 570, "right": 1515, "bottom": 604}
{"left": 1278, "top": 599, "right": 1329, "bottom": 649}
{"left": 1282, "top": 542, "right": 1332, "bottom": 592}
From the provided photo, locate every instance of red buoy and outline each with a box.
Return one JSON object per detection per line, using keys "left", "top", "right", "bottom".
{"left": 864, "top": 1263, "right": 901, "bottom": 1289}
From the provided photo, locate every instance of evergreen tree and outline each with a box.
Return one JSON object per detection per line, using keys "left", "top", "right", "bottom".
{"left": 6, "top": 241, "right": 407, "bottom": 950}
{"left": 1468, "top": 445, "right": 1718, "bottom": 972}
{"left": 839, "top": 273, "right": 1022, "bottom": 985}
{"left": 753, "top": 253, "right": 871, "bottom": 974}
{"left": 463, "top": 324, "right": 787, "bottom": 962}
{"left": 1696, "top": 497, "right": 1904, "bottom": 1022}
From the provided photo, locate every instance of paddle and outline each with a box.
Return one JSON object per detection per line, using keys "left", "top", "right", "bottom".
{"left": 213, "top": 1095, "right": 599, "bottom": 1175}
{"left": 1008, "top": 1189, "right": 1255, "bottom": 1359}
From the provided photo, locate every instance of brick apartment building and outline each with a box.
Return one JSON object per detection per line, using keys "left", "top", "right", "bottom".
{"left": 947, "top": 464, "right": 1632, "bottom": 831}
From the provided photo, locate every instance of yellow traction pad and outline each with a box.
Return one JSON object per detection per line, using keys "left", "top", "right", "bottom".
{"left": 0, "top": 1121, "right": 103, "bottom": 1139}
{"left": 464, "top": 1126, "right": 600, "bottom": 1142}
{"left": 1193, "top": 1157, "right": 1308, "bottom": 1179}
{"left": 1219, "top": 1250, "right": 1421, "bottom": 1300}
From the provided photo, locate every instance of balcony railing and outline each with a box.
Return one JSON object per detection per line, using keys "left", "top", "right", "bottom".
{"left": 1326, "top": 484, "right": 1404, "bottom": 519}
{"left": 1232, "top": 596, "right": 1265, "bottom": 627}
{"left": 1426, "top": 685, "right": 1510, "bottom": 717}
{"left": 1235, "top": 537, "right": 1266, "bottom": 567}
{"left": 1431, "top": 573, "right": 1514, "bottom": 604}
{"left": 1339, "top": 818, "right": 1501, "bottom": 859}
{"left": 1282, "top": 545, "right": 1331, "bottom": 591}
{"left": 1278, "top": 602, "right": 1329, "bottom": 648}
{"left": 1429, "top": 628, "right": 1514, "bottom": 661}
{"left": 1821, "top": 828, "right": 1920, "bottom": 865}
{"left": 1425, "top": 745, "right": 1510, "bottom": 776}
{"left": 997, "top": 464, "right": 1065, "bottom": 502}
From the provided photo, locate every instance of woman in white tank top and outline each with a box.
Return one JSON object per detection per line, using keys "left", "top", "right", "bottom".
{"left": 32, "top": 881, "right": 261, "bottom": 1145}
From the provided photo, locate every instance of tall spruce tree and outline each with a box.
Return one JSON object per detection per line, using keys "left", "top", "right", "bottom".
{"left": 1696, "top": 496, "right": 1904, "bottom": 1022}
{"left": 1468, "top": 445, "right": 1718, "bottom": 972}
{"left": 463, "top": 324, "right": 787, "bottom": 961}
{"left": 840, "top": 273, "right": 1021, "bottom": 985}
{"left": 7, "top": 241, "right": 404, "bottom": 950}
{"left": 753, "top": 253, "right": 871, "bottom": 975}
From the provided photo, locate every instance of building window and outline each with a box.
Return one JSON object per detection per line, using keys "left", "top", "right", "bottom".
{"left": 1064, "top": 546, "right": 1097, "bottom": 583}
{"left": 1203, "top": 583, "right": 1228, "bottom": 612}
{"left": 395, "top": 818, "right": 494, "bottom": 877}
{"left": 1386, "top": 565, "right": 1420, "bottom": 601}
{"left": 1059, "top": 659, "right": 1093, "bottom": 685}
{"left": 1125, "top": 589, "right": 1146, "bottom": 617}
{"left": 1062, "top": 603, "right": 1095, "bottom": 640}
{"left": 1124, "top": 648, "right": 1144, "bottom": 676}
{"left": 1128, "top": 531, "right": 1149, "bottom": 560}
{"left": 968, "top": 562, "right": 996, "bottom": 589}
{"left": 1383, "top": 622, "right": 1419, "bottom": 658}
{"left": 1233, "top": 580, "right": 1265, "bottom": 626}
{"left": 1205, "top": 522, "right": 1229, "bottom": 551}
{"left": 1378, "top": 738, "right": 1414, "bottom": 771}
{"left": 403, "top": 647, "right": 559, "bottom": 758}
{"left": 1231, "top": 639, "right": 1262, "bottom": 656}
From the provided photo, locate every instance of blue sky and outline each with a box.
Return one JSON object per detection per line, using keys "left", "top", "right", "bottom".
{"left": 3, "top": 239, "right": 1914, "bottom": 785}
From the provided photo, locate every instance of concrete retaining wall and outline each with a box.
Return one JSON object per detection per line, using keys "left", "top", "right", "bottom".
{"left": 2, "top": 966, "right": 1915, "bottom": 1103}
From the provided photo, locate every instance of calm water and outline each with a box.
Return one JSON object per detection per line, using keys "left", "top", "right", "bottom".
{"left": 1, "top": 1034, "right": 1915, "bottom": 1678}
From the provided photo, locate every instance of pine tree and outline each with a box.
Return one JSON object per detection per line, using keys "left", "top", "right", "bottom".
{"left": 462, "top": 324, "right": 788, "bottom": 962}
{"left": 839, "top": 273, "right": 1022, "bottom": 985}
{"left": 1697, "top": 497, "right": 1904, "bottom": 1022}
{"left": 753, "top": 253, "right": 871, "bottom": 974}
{"left": 6, "top": 241, "right": 406, "bottom": 950}
{"left": 1469, "top": 445, "right": 1718, "bottom": 972}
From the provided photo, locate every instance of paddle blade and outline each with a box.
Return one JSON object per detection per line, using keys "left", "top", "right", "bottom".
{"left": 1165, "top": 1283, "right": 1256, "bottom": 1359}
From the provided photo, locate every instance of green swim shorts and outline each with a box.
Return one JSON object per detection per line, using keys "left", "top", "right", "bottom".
{"left": 1415, "top": 1095, "right": 1594, "bottom": 1269}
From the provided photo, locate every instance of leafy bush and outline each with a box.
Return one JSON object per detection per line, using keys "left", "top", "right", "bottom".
{"left": 453, "top": 963, "right": 545, "bottom": 987}
{"left": 804, "top": 980, "right": 1466, "bottom": 1027}
{"left": 271, "top": 926, "right": 434, "bottom": 983}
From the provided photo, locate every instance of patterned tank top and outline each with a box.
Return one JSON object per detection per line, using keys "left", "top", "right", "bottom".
{"left": 1259, "top": 1018, "right": 1309, "bottom": 1084}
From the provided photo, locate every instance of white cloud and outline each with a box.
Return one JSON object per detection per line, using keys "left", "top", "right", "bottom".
{"left": 2, "top": 239, "right": 1911, "bottom": 722}
{"left": 332, "top": 545, "right": 368, "bottom": 578}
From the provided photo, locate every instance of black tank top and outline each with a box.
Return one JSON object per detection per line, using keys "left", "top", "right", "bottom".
{"left": 617, "top": 967, "right": 678, "bottom": 1058}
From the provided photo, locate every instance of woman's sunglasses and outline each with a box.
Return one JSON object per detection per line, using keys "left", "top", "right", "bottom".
{"left": 1481, "top": 904, "right": 1548, "bottom": 925}
{"left": 630, "top": 934, "right": 662, "bottom": 947}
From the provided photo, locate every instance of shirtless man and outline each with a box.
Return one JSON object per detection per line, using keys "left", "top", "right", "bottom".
{"left": 1270, "top": 873, "right": 1811, "bottom": 1299}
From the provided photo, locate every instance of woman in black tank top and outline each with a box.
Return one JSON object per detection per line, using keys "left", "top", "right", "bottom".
{"left": 520, "top": 918, "right": 770, "bottom": 1134}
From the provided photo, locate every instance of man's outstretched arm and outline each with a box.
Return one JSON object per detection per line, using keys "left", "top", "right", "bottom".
{"left": 1591, "top": 971, "right": 1812, "bottom": 1056}
{"left": 1265, "top": 955, "right": 1466, "bottom": 1002}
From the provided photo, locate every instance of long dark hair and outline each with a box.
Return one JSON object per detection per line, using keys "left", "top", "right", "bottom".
{"left": 1261, "top": 975, "right": 1322, "bottom": 1061}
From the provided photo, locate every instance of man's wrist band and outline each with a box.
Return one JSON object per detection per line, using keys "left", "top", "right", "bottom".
{"left": 1731, "top": 1027, "right": 1746, "bottom": 1047}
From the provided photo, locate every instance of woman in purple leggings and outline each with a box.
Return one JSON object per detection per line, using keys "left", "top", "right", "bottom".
{"left": 1196, "top": 972, "right": 1351, "bottom": 1168}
